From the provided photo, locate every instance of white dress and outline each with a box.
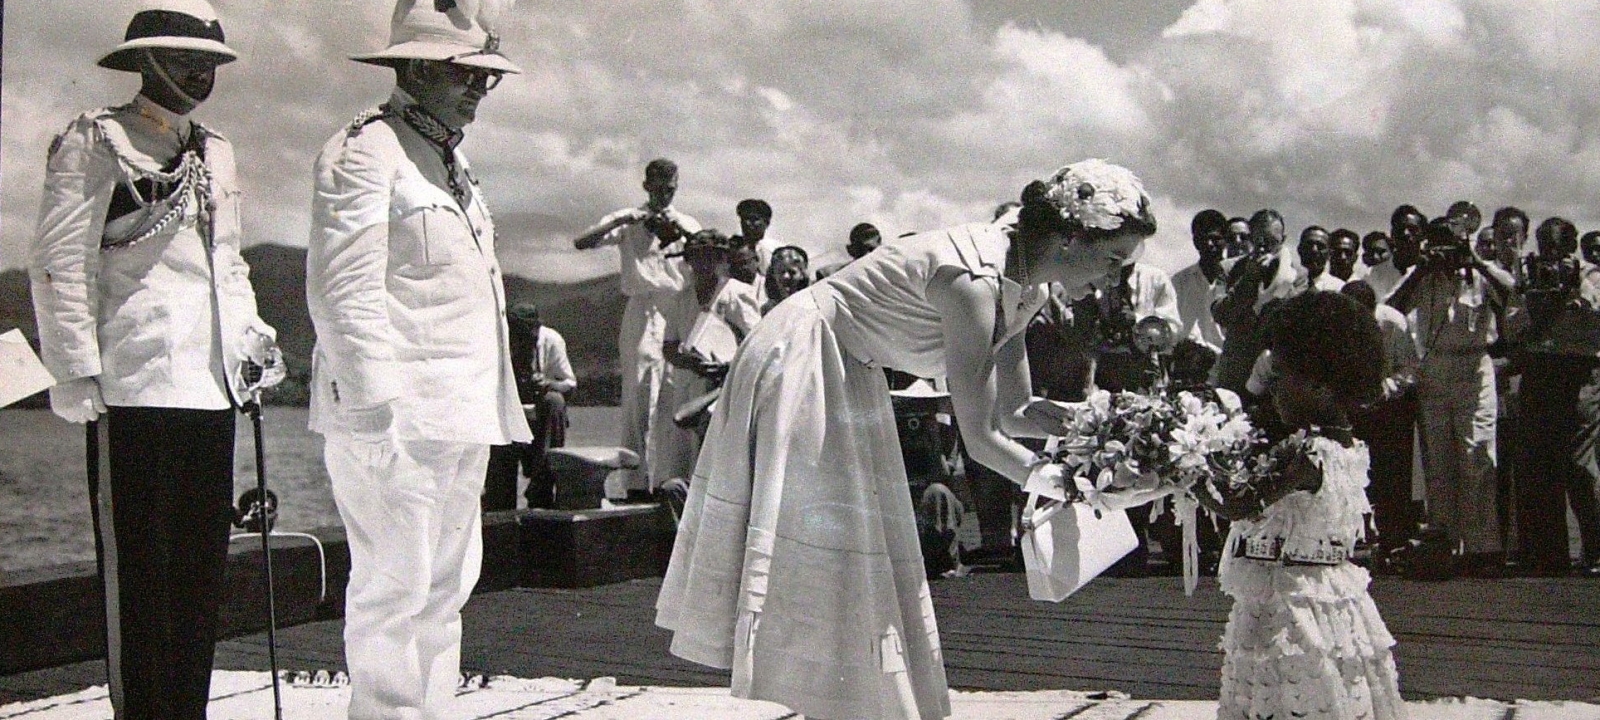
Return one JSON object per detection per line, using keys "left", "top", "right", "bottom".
{"left": 656, "top": 222, "right": 1045, "bottom": 720}
{"left": 1217, "top": 436, "right": 1406, "bottom": 720}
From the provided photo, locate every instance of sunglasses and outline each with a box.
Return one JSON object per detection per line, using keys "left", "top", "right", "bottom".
{"left": 439, "top": 63, "right": 505, "bottom": 91}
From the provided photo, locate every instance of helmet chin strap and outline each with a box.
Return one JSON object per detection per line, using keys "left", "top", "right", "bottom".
{"left": 144, "top": 49, "right": 204, "bottom": 112}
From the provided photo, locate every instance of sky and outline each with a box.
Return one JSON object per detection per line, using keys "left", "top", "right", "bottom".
{"left": 4, "top": 0, "right": 1599, "bottom": 283}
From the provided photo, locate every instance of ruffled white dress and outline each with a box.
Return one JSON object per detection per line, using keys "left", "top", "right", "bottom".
{"left": 1217, "top": 436, "right": 1406, "bottom": 720}
{"left": 656, "top": 222, "right": 1045, "bottom": 720}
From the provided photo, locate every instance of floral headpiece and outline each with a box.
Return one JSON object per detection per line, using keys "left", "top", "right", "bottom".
{"left": 1040, "top": 159, "right": 1149, "bottom": 232}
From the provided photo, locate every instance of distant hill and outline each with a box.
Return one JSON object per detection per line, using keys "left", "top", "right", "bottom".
{"left": 240, "top": 244, "right": 624, "bottom": 406}
{"left": 0, "top": 245, "right": 625, "bottom": 407}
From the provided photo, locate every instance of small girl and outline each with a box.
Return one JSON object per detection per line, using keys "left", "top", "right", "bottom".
{"left": 1198, "top": 290, "right": 1406, "bottom": 720}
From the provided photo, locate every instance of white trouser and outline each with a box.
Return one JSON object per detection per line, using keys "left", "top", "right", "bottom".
{"left": 618, "top": 292, "right": 669, "bottom": 493}
{"left": 325, "top": 433, "right": 489, "bottom": 720}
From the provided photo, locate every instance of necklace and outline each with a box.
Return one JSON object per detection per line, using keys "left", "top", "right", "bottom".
{"left": 1005, "top": 229, "right": 1033, "bottom": 287}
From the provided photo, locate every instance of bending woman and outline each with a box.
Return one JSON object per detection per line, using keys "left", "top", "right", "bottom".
{"left": 656, "top": 159, "right": 1158, "bottom": 720}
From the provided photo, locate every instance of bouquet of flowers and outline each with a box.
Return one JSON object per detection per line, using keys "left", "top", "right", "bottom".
{"left": 1024, "top": 388, "right": 1260, "bottom": 593}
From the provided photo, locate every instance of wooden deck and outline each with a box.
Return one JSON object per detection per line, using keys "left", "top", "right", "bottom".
{"left": 5, "top": 571, "right": 1598, "bottom": 705}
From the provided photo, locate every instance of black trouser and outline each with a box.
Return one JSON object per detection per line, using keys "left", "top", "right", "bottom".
{"left": 1353, "top": 392, "right": 1419, "bottom": 550}
{"left": 1570, "top": 365, "right": 1600, "bottom": 567}
{"left": 1517, "top": 355, "right": 1597, "bottom": 572}
{"left": 88, "top": 406, "right": 236, "bottom": 720}
{"left": 484, "top": 393, "right": 567, "bottom": 511}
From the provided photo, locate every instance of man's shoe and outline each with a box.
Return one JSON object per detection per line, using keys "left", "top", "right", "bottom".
{"left": 1579, "top": 563, "right": 1600, "bottom": 578}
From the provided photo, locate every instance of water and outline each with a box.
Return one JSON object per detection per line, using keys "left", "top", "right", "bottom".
{"left": 0, "top": 406, "right": 619, "bottom": 575}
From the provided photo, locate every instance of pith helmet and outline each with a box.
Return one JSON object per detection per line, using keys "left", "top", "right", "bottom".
{"left": 98, "top": 0, "right": 239, "bottom": 72}
{"left": 351, "top": 0, "right": 522, "bottom": 74}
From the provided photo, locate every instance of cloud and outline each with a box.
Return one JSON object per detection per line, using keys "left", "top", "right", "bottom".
{"left": 4, "top": 0, "right": 1599, "bottom": 284}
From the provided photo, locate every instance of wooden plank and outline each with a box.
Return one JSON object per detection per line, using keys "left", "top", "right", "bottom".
{"left": 10, "top": 569, "right": 1600, "bottom": 706}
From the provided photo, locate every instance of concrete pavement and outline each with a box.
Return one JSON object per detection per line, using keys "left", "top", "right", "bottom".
{"left": 3, "top": 672, "right": 1598, "bottom": 720}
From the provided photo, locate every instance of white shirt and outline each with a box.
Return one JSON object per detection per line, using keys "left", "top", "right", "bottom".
{"left": 1365, "top": 260, "right": 1410, "bottom": 303}
{"left": 751, "top": 234, "right": 781, "bottom": 274}
{"left": 1375, "top": 304, "right": 1418, "bottom": 399}
{"left": 1171, "top": 262, "right": 1225, "bottom": 352}
{"left": 1100, "top": 262, "right": 1183, "bottom": 339}
{"left": 594, "top": 205, "right": 702, "bottom": 298}
{"left": 531, "top": 326, "right": 577, "bottom": 395}
{"left": 1311, "top": 272, "right": 1346, "bottom": 292}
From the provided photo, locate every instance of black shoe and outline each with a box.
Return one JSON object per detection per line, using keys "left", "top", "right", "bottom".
{"left": 1461, "top": 552, "right": 1509, "bottom": 578}
{"left": 1578, "top": 563, "right": 1600, "bottom": 578}
{"left": 614, "top": 489, "right": 655, "bottom": 504}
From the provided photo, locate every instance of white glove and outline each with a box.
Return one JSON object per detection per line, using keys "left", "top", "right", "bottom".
{"left": 236, "top": 327, "right": 287, "bottom": 397}
{"left": 50, "top": 377, "right": 106, "bottom": 424}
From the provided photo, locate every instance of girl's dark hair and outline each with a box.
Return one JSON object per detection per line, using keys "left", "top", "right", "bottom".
{"left": 1266, "top": 290, "right": 1384, "bottom": 407}
{"left": 1339, "top": 280, "right": 1378, "bottom": 312}
{"left": 1015, "top": 179, "right": 1158, "bottom": 243}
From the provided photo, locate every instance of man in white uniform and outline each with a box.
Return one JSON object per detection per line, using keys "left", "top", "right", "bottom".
{"left": 28, "top": 3, "right": 284, "bottom": 717}
{"left": 305, "top": 2, "right": 530, "bottom": 717}
{"left": 573, "top": 160, "right": 701, "bottom": 495}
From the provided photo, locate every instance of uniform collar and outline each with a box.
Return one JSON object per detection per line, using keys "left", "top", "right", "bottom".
{"left": 132, "top": 93, "right": 193, "bottom": 141}
{"left": 388, "top": 88, "right": 463, "bottom": 153}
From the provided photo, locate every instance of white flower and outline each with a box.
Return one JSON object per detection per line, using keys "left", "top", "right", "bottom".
{"left": 1041, "top": 159, "right": 1148, "bottom": 231}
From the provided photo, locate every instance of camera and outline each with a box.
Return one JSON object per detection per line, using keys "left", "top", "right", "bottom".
{"left": 1521, "top": 255, "right": 1579, "bottom": 297}
{"left": 1520, "top": 254, "right": 1581, "bottom": 335}
{"left": 1079, "top": 285, "right": 1138, "bottom": 352}
{"left": 1421, "top": 231, "right": 1472, "bottom": 270}
{"left": 642, "top": 210, "right": 689, "bottom": 247}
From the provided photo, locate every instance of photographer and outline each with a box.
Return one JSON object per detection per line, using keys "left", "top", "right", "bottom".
{"left": 1083, "top": 261, "right": 1181, "bottom": 394}
{"left": 1388, "top": 216, "right": 1515, "bottom": 576}
{"left": 1510, "top": 218, "right": 1600, "bottom": 576}
{"left": 573, "top": 159, "right": 702, "bottom": 499}
{"left": 1212, "top": 208, "right": 1304, "bottom": 393}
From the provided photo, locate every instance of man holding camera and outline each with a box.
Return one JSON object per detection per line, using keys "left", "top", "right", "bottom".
{"left": 1510, "top": 218, "right": 1600, "bottom": 576}
{"left": 574, "top": 159, "right": 701, "bottom": 497}
{"left": 1389, "top": 214, "right": 1516, "bottom": 576}
{"left": 1212, "top": 208, "right": 1304, "bottom": 394}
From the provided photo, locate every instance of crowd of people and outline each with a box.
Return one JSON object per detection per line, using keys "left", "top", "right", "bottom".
{"left": 571, "top": 160, "right": 1600, "bottom": 586}
{"left": 17, "top": 1, "right": 1588, "bottom": 719}
{"left": 1148, "top": 202, "right": 1600, "bottom": 580}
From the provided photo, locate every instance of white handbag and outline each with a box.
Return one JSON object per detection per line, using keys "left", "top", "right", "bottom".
{"left": 1020, "top": 492, "right": 1139, "bottom": 602}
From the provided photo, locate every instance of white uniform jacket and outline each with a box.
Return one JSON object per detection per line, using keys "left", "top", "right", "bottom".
{"left": 29, "top": 97, "right": 272, "bottom": 409}
{"left": 306, "top": 92, "right": 531, "bottom": 446}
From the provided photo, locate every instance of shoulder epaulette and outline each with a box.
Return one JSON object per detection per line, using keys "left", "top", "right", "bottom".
{"left": 346, "top": 105, "right": 395, "bottom": 138}
{"left": 191, "top": 121, "right": 227, "bottom": 144}
{"left": 48, "top": 107, "right": 119, "bottom": 158}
